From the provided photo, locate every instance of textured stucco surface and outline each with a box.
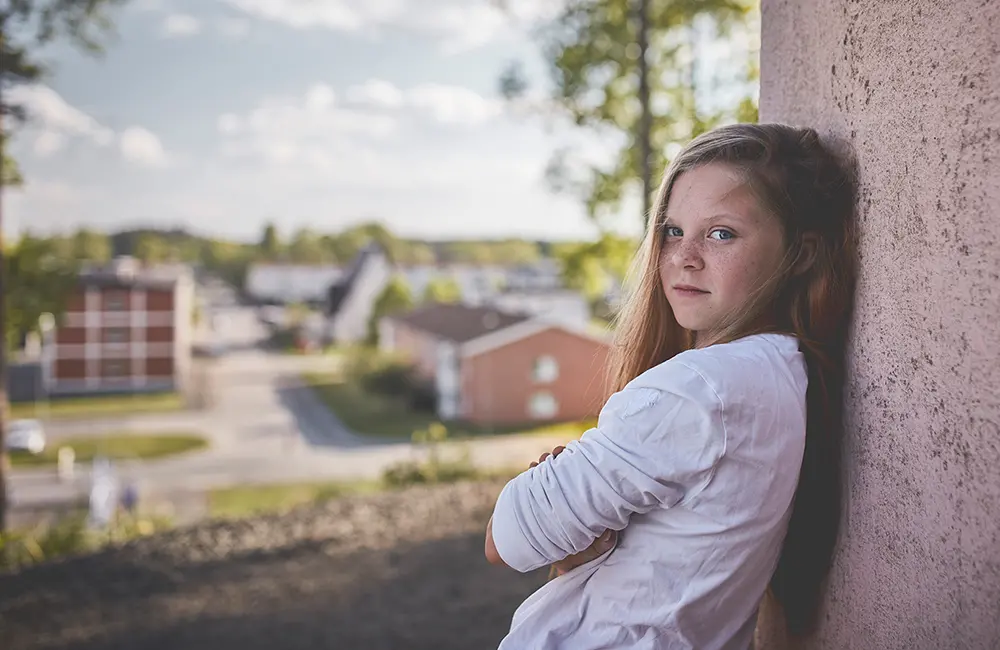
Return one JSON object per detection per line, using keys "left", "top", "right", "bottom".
{"left": 757, "top": 1, "right": 1000, "bottom": 649}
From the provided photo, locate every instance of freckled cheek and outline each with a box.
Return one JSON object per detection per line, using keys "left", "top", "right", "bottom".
{"left": 711, "top": 249, "right": 764, "bottom": 294}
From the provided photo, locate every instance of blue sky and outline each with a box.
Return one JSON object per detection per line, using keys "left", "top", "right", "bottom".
{"left": 4, "top": 0, "right": 754, "bottom": 243}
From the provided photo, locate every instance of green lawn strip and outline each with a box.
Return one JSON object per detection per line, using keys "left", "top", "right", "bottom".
{"left": 9, "top": 392, "right": 186, "bottom": 421}
{"left": 301, "top": 372, "right": 593, "bottom": 440}
{"left": 9, "top": 432, "right": 209, "bottom": 468}
{"left": 207, "top": 479, "right": 383, "bottom": 519}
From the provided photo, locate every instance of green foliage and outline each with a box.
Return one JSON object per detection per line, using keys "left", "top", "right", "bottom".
{"left": 8, "top": 432, "right": 209, "bottom": 467}
{"left": 440, "top": 239, "right": 542, "bottom": 265}
{"left": 555, "top": 233, "right": 637, "bottom": 300}
{"left": 8, "top": 391, "right": 184, "bottom": 420}
{"left": 259, "top": 222, "right": 281, "bottom": 259}
{"left": 0, "top": 512, "right": 173, "bottom": 572}
{"left": 2, "top": 1, "right": 128, "bottom": 187}
{"left": 502, "top": 0, "right": 759, "bottom": 226}
{"left": 3, "top": 234, "right": 79, "bottom": 351}
{"left": 134, "top": 233, "right": 171, "bottom": 264}
{"left": 422, "top": 276, "right": 462, "bottom": 304}
{"left": 208, "top": 481, "right": 380, "bottom": 519}
{"left": 367, "top": 275, "right": 414, "bottom": 345}
{"left": 382, "top": 423, "right": 480, "bottom": 487}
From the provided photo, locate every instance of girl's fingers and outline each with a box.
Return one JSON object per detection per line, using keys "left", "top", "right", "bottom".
{"left": 529, "top": 461, "right": 538, "bottom": 468}
{"left": 552, "top": 445, "right": 566, "bottom": 457}
{"left": 539, "top": 452, "right": 551, "bottom": 463}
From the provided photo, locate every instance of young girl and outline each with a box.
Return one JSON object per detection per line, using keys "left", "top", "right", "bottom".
{"left": 485, "top": 123, "right": 856, "bottom": 649}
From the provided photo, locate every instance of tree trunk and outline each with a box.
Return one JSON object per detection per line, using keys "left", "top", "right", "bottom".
{"left": 0, "top": 104, "right": 9, "bottom": 533}
{"left": 635, "top": 0, "right": 654, "bottom": 231}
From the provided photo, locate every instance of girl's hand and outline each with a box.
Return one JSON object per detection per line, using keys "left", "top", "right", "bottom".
{"left": 529, "top": 444, "right": 619, "bottom": 576}
{"left": 552, "top": 529, "right": 618, "bottom": 576}
{"left": 529, "top": 445, "right": 567, "bottom": 468}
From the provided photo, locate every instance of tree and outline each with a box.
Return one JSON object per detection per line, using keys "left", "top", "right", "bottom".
{"left": 288, "top": 227, "right": 329, "bottom": 264}
{"left": 259, "top": 222, "right": 281, "bottom": 260}
{"left": 3, "top": 235, "right": 78, "bottom": 353}
{"left": 422, "top": 276, "right": 462, "bottom": 304}
{"left": 0, "top": 0, "right": 128, "bottom": 532}
{"left": 367, "top": 276, "right": 414, "bottom": 345}
{"left": 134, "top": 233, "right": 170, "bottom": 264}
{"left": 555, "top": 233, "right": 636, "bottom": 301}
{"left": 500, "top": 0, "right": 758, "bottom": 230}
{"left": 69, "top": 228, "right": 111, "bottom": 263}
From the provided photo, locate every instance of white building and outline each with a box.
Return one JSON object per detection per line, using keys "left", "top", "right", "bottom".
{"left": 245, "top": 264, "right": 343, "bottom": 304}
{"left": 488, "top": 288, "right": 591, "bottom": 328}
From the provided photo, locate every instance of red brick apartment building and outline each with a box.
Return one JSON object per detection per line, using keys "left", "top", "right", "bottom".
{"left": 380, "top": 303, "right": 611, "bottom": 426}
{"left": 42, "top": 257, "right": 194, "bottom": 396}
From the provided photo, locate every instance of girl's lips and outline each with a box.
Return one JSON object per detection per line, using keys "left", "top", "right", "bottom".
{"left": 673, "top": 285, "right": 709, "bottom": 296}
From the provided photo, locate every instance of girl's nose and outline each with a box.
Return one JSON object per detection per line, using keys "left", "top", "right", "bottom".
{"left": 671, "top": 237, "right": 704, "bottom": 270}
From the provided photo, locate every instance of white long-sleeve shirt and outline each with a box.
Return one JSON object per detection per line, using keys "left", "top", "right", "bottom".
{"left": 491, "top": 333, "right": 808, "bottom": 650}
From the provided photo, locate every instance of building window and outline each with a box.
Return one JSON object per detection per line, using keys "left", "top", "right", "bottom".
{"left": 528, "top": 392, "right": 559, "bottom": 419}
{"left": 104, "top": 328, "right": 128, "bottom": 344}
{"left": 103, "top": 360, "right": 128, "bottom": 377}
{"left": 107, "top": 293, "right": 126, "bottom": 311}
{"left": 533, "top": 355, "right": 559, "bottom": 383}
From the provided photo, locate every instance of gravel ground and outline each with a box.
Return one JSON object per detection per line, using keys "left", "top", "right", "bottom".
{"left": 0, "top": 480, "right": 546, "bottom": 650}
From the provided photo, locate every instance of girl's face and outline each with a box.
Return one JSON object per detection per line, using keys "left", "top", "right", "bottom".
{"left": 658, "top": 163, "right": 787, "bottom": 344}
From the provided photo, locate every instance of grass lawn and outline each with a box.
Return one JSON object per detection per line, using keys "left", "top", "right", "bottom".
{"left": 302, "top": 371, "right": 595, "bottom": 440}
{"left": 9, "top": 432, "right": 209, "bottom": 468}
{"left": 208, "top": 479, "right": 383, "bottom": 519}
{"left": 9, "top": 392, "right": 186, "bottom": 421}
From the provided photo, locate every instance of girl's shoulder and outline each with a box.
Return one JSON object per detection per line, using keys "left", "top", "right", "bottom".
{"left": 628, "top": 333, "right": 805, "bottom": 400}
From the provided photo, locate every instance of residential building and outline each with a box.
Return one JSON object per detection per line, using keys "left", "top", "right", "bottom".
{"left": 245, "top": 263, "right": 343, "bottom": 305}
{"left": 487, "top": 288, "right": 591, "bottom": 328}
{"left": 380, "top": 303, "right": 611, "bottom": 426}
{"left": 397, "top": 264, "right": 509, "bottom": 306}
{"left": 325, "top": 243, "right": 392, "bottom": 344}
{"left": 43, "top": 256, "right": 194, "bottom": 396}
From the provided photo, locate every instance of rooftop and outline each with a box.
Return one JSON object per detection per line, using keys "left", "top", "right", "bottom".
{"left": 79, "top": 257, "right": 191, "bottom": 290}
{"left": 387, "top": 303, "right": 531, "bottom": 343}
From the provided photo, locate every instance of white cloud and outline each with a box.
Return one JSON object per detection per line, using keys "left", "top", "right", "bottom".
{"left": 7, "top": 85, "right": 170, "bottom": 168}
{"left": 162, "top": 13, "right": 202, "bottom": 37}
{"left": 120, "top": 126, "right": 168, "bottom": 166}
{"left": 405, "top": 84, "right": 501, "bottom": 125}
{"left": 217, "top": 83, "right": 397, "bottom": 171}
{"left": 7, "top": 85, "right": 115, "bottom": 147}
{"left": 220, "top": 0, "right": 559, "bottom": 52}
{"left": 218, "top": 17, "right": 251, "bottom": 38}
{"left": 33, "top": 131, "right": 67, "bottom": 157}
{"left": 346, "top": 79, "right": 500, "bottom": 125}
{"left": 346, "top": 79, "right": 404, "bottom": 109}
{"left": 214, "top": 81, "right": 538, "bottom": 193}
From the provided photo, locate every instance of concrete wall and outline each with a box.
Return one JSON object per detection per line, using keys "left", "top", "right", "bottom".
{"left": 757, "top": 1, "right": 999, "bottom": 649}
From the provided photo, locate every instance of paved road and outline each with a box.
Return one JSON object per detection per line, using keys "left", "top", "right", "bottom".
{"left": 8, "top": 302, "right": 569, "bottom": 520}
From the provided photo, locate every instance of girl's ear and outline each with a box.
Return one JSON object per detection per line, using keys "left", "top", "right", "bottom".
{"left": 792, "top": 233, "right": 820, "bottom": 276}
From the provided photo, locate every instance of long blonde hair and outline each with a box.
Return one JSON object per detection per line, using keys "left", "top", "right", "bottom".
{"left": 610, "top": 123, "right": 858, "bottom": 635}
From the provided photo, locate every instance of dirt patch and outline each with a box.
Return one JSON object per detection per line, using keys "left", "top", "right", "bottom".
{"left": 0, "top": 480, "right": 546, "bottom": 650}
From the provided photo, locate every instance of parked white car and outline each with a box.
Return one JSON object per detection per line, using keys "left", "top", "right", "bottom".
{"left": 6, "top": 419, "right": 46, "bottom": 455}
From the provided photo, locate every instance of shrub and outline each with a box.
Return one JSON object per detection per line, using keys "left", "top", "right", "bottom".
{"left": 0, "top": 512, "right": 173, "bottom": 573}
{"left": 381, "top": 423, "right": 480, "bottom": 487}
{"left": 361, "top": 360, "right": 416, "bottom": 397}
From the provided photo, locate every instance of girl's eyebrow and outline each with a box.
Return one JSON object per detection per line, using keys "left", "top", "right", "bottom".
{"left": 663, "top": 212, "right": 747, "bottom": 224}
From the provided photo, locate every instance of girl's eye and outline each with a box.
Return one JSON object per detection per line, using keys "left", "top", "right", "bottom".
{"left": 664, "top": 226, "right": 683, "bottom": 238}
{"left": 709, "top": 229, "right": 735, "bottom": 241}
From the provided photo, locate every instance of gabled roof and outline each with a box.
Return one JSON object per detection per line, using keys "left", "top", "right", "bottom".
{"left": 326, "top": 243, "right": 386, "bottom": 316}
{"left": 386, "top": 303, "right": 531, "bottom": 343}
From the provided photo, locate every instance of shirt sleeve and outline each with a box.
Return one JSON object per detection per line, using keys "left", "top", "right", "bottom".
{"left": 490, "top": 361, "right": 727, "bottom": 573}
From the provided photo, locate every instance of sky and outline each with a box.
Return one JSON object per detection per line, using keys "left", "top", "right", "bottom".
{"left": 3, "top": 0, "right": 754, "bottom": 244}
